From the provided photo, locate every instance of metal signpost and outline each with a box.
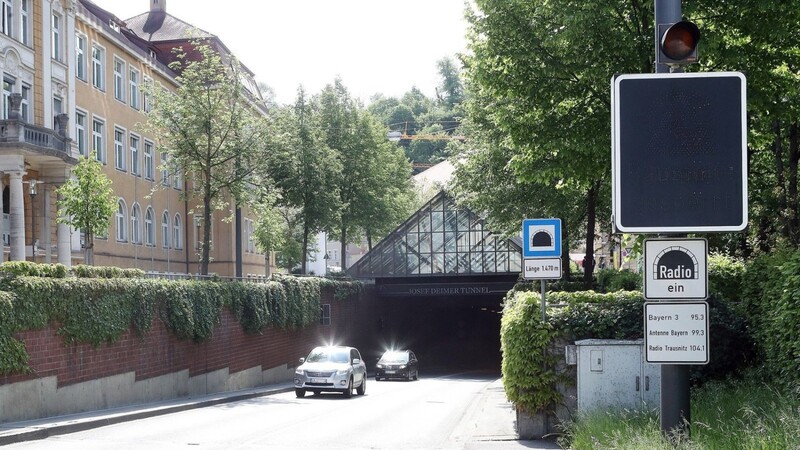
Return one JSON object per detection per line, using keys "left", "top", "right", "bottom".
{"left": 609, "top": 0, "right": 748, "bottom": 437}
{"left": 522, "top": 219, "right": 562, "bottom": 322}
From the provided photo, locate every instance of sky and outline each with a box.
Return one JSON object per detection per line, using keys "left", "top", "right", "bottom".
{"left": 89, "top": 0, "right": 470, "bottom": 105}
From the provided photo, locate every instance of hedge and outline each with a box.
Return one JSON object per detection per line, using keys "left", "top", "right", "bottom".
{"left": 740, "top": 249, "right": 800, "bottom": 387}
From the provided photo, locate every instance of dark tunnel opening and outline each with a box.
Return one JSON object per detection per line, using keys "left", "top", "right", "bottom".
{"left": 369, "top": 295, "right": 504, "bottom": 375}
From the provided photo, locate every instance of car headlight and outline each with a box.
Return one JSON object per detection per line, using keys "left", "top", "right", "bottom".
{"left": 399, "top": 365, "right": 407, "bottom": 369}
{"left": 376, "top": 364, "right": 384, "bottom": 369}
{"left": 295, "top": 368, "right": 304, "bottom": 375}
{"left": 335, "top": 368, "right": 350, "bottom": 375}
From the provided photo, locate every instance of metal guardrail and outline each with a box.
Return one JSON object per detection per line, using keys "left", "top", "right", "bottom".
{"left": 144, "top": 271, "right": 272, "bottom": 283}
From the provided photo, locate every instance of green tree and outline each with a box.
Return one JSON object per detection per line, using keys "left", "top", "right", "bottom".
{"left": 251, "top": 188, "right": 287, "bottom": 276}
{"left": 56, "top": 155, "right": 117, "bottom": 265}
{"left": 435, "top": 57, "right": 464, "bottom": 109}
{"left": 460, "top": 0, "right": 652, "bottom": 286}
{"left": 267, "top": 88, "right": 341, "bottom": 274}
{"left": 142, "top": 42, "right": 270, "bottom": 275}
{"left": 355, "top": 130, "right": 416, "bottom": 251}
{"left": 686, "top": 1, "right": 800, "bottom": 253}
{"left": 319, "top": 79, "right": 415, "bottom": 269}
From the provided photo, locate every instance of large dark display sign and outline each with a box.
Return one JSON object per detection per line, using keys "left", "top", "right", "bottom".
{"left": 612, "top": 72, "right": 747, "bottom": 233}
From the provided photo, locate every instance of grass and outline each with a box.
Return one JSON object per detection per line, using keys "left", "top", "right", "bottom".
{"left": 560, "top": 375, "right": 800, "bottom": 449}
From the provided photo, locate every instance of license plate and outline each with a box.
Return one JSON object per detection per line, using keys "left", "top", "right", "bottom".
{"left": 385, "top": 371, "right": 395, "bottom": 374}
{"left": 311, "top": 378, "right": 326, "bottom": 383}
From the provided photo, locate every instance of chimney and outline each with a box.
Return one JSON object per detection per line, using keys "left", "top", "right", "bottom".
{"left": 150, "top": 0, "right": 165, "bottom": 12}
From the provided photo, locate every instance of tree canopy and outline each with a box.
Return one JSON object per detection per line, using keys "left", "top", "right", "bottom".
{"left": 142, "top": 42, "right": 271, "bottom": 275}
{"left": 56, "top": 155, "right": 117, "bottom": 265}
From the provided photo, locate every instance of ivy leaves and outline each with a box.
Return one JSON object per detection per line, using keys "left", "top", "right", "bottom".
{"left": 0, "top": 268, "right": 362, "bottom": 375}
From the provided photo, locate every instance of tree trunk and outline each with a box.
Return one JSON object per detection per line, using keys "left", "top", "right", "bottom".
{"left": 773, "top": 119, "right": 788, "bottom": 240}
{"left": 366, "top": 230, "right": 373, "bottom": 252}
{"left": 582, "top": 182, "right": 599, "bottom": 289}
{"left": 789, "top": 122, "right": 799, "bottom": 245}
{"left": 85, "top": 233, "right": 94, "bottom": 265}
{"left": 340, "top": 225, "right": 347, "bottom": 271}
{"left": 561, "top": 221, "right": 571, "bottom": 281}
{"left": 301, "top": 223, "right": 309, "bottom": 274}
{"left": 201, "top": 195, "right": 212, "bottom": 276}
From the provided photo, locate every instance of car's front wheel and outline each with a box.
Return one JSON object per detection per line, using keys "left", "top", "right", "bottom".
{"left": 343, "top": 377, "right": 353, "bottom": 398}
{"left": 357, "top": 377, "right": 366, "bottom": 395}
{"left": 295, "top": 388, "right": 306, "bottom": 398}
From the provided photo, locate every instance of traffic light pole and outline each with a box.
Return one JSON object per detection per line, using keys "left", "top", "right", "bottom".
{"left": 654, "top": 0, "right": 692, "bottom": 439}
{"left": 655, "top": 0, "right": 682, "bottom": 73}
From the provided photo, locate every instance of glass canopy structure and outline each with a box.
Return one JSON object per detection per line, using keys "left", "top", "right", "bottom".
{"left": 348, "top": 191, "right": 523, "bottom": 278}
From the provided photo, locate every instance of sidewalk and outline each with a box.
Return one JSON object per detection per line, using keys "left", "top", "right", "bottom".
{"left": 0, "top": 378, "right": 561, "bottom": 449}
{"left": 0, "top": 382, "right": 295, "bottom": 446}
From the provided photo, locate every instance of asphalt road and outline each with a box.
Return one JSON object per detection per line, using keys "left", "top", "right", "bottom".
{"left": 5, "top": 372, "right": 543, "bottom": 450}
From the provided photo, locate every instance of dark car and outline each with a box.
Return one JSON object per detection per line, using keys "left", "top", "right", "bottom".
{"left": 375, "top": 349, "right": 418, "bottom": 381}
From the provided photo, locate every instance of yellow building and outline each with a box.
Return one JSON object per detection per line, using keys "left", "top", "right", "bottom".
{"left": 0, "top": 0, "right": 275, "bottom": 277}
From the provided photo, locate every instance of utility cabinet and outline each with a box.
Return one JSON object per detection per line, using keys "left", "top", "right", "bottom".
{"left": 573, "top": 339, "right": 660, "bottom": 412}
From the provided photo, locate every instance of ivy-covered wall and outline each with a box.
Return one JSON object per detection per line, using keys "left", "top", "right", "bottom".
{"left": 0, "top": 263, "right": 376, "bottom": 422}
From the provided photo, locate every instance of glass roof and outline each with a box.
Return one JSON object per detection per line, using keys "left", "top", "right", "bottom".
{"left": 347, "top": 191, "right": 523, "bottom": 278}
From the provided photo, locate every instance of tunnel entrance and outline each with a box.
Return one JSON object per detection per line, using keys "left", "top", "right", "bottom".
{"left": 347, "top": 190, "right": 523, "bottom": 375}
{"left": 362, "top": 274, "right": 516, "bottom": 374}
{"left": 374, "top": 295, "right": 504, "bottom": 373}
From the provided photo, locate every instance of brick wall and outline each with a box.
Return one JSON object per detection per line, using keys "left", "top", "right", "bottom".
{"left": 1, "top": 286, "right": 378, "bottom": 389}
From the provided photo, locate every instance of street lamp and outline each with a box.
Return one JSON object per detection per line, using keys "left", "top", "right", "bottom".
{"left": 29, "top": 179, "right": 37, "bottom": 259}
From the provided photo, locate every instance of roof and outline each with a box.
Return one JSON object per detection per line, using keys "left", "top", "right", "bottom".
{"left": 124, "top": 11, "right": 216, "bottom": 42}
{"left": 347, "top": 190, "right": 523, "bottom": 279}
{"left": 78, "top": 0, "right": 176, "bottom": 77}
{"left": 413, "top": 160, "right": 455, "bottom": 192}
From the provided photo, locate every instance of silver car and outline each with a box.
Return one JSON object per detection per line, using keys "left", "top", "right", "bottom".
{"left": 294, "top": 346, "right": 367, "bottom": 398}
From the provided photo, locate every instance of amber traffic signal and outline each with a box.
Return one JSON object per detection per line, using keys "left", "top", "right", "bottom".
{"left": 658, "top": 21, "right": 700, "bottom": 65}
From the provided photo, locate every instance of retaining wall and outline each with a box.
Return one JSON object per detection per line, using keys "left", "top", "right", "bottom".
{"left": 0, "top": 286, "right": 378, "bottom": 423}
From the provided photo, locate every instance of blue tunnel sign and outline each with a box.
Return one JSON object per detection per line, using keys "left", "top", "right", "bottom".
{"left": 522, "top": 219, "right": 562, "bottom": 258}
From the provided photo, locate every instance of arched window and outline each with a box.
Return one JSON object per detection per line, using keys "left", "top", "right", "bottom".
{"left": 131, "top": 203, "right": 142, "bottom": 244}
{"left": 173, "top": 213, "right": 183, "bottom": 250}
{"left": 116, "top": 199, "right": 128, "bottom": 242}
{"left": 144, "top": 207, "right": 155, "bottom": 246}
{"left": 161, "top": 210, "right": 170, "bottom": 248}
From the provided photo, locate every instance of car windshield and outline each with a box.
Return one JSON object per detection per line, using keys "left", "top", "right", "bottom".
{"left": 379, "top": 351, "right": 409, "bottom": 363}
{"left": 306, "top": 347, "right": 350, "bottom": 364}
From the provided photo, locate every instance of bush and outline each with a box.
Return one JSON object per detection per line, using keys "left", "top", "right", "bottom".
{"left": 737, "top": 248, "right": 799, "bottom": 387}
{"left": 71, "top": 265, "right": 146, "bottom": 278}
{"left": 762, "top": 251, "right": 800, "bottom": 386}
{"left": 0, "top": 261, "right": 69, "bottom": 278}
{"left": 594, "top": 268, "right": 641, "bottom": 293}
{"left": 707, "top": 253, "right": 745, "bottom": 302}
{"left": 501, "top": 291, "right": 564, "bottom": 413}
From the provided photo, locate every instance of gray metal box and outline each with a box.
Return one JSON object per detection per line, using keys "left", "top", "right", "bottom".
{"left": 575, "top": 339, "right": 660, "bottom": 412}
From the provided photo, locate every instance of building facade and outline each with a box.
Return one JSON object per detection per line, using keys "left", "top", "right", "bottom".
{"left": 0, "top": 0, "right": 275, "bottom": 276}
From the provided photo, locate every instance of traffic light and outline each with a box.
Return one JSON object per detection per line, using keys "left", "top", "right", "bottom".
{"left": 657, "top": 21, "right": 700, "bottom": 65}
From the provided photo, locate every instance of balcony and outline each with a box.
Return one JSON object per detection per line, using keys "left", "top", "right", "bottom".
{"left": 0, "top": 94, "right": 74, "bottom": 163}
